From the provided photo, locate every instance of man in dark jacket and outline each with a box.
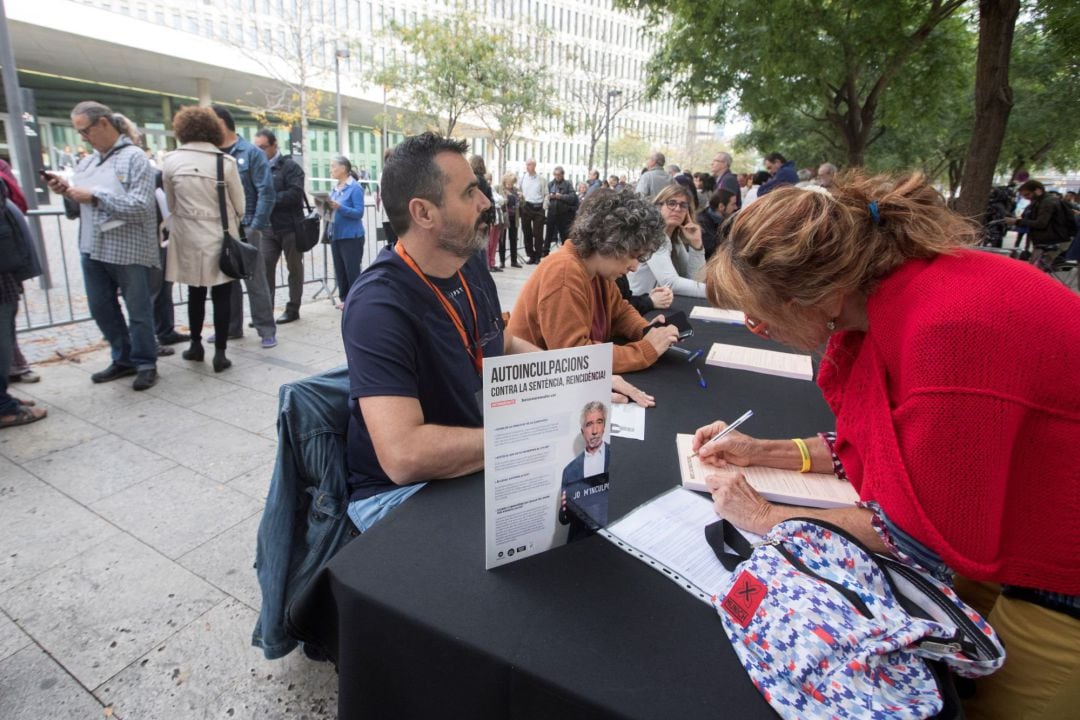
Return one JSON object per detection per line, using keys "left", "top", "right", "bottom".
{"left": 757, "top": 152, "right": 799, "bottom": 196}
{"left": 1007, "top": 180, "right": 1072, "bottom": 253}
{"left": 255, "top": 129, "right": 306, "bottom": 323}
{"left": 543, "top": 166, "right": 578, "bottom": 256}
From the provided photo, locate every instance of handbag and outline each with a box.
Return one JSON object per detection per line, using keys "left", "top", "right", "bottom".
{"left": 215, "top": 153, "right": 259, "bottom": 280}
{"left": 294, "top": 193, "right": 321, "bottom": 253}
{"left": 706, "top": 518, "right": 1005, "bottom": 720}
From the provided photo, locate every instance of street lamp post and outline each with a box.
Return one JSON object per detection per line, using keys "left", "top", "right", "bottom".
{"left": 603, "top": 89, "right": 622, "bottom": 180}
{"left": 335, "top": 48, "right": 350, "bottom": 156}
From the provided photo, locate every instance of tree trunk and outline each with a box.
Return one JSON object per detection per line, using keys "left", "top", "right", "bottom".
{"left": 955, "top": 0, "right": 1020, "bottom": 221}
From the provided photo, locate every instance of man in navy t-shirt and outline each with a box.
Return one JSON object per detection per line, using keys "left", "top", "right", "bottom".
{"left": 341, "top": 133, "right": 538, "bottom": 531}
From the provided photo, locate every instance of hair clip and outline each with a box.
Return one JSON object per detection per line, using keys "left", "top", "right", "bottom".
{"left": 868, "top": 201, "right": 882, "bottom": 226}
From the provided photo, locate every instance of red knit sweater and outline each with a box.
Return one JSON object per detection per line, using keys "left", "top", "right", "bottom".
{"left": 818, "top": 251, "right": 1080, "bottom": 595}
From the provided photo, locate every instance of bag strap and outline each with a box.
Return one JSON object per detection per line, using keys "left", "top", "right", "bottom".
{"left": 301, "top": 190, "right": 314, "bottom": 214}
{"left": 704, "top": 520, "right": 755, "bottom": 571}
{"left": 215, "top": 153, "right": 229, "bottom": 233}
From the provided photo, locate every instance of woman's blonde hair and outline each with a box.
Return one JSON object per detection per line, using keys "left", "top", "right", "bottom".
{"left": 653, "top": 183, "right": 698, "bottom": 247}
{"left": 705, "top": 172, "right": 976, "bottom": 335}
{"left": 501, "top": 172, "right": 517, "bottom": 189}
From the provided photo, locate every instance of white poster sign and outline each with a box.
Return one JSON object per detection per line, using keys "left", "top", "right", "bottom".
{"left": 483, "top": 344, "right": 613, "bottom": 569}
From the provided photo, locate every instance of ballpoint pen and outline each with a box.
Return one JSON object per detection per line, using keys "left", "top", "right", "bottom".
{"left": 691, "top": 409, "right": 754, "bottom": 457}
{"left": 696, "top": 368, "right": 707, "bottom": 389}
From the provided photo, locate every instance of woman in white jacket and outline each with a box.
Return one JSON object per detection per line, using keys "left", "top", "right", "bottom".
{"left": 627, "top": 184, "right": 707, "bottom": 298}
{"left": 162, "top": 106, "right": 246, "bottom": 372}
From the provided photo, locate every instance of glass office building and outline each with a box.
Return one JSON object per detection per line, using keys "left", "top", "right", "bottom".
{"left": 4, "top": 0, "right": 692, "bottom": 184}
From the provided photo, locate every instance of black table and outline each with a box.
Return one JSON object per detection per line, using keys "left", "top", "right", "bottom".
{"left": 291, "top": 299, "right": 837, "bottom": 719}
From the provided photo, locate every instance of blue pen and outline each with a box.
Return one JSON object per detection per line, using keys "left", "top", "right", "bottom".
{"left": 687, "top": 348, "right": 703, "bottom": 363}
{"left": 696, "top": 368, "right": 707, "bottom": 388}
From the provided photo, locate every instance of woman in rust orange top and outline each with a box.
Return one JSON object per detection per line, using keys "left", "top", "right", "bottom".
{"left": 508, "top": 187, "right": 680, "bottom": 375}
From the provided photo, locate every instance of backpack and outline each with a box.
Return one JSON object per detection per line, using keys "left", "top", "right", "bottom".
{"left": 1059, "top": 199, "right": 1079, "bottom": 239}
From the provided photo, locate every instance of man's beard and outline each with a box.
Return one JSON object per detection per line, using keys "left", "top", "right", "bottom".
{"left": 437, "top": 216, "right": 488, "bottom": 259}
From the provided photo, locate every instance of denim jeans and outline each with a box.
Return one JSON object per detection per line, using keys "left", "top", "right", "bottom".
{"left": 331, "top": 236, "right": 364, "bottom": 302}
{"left": 0, "top": 300, "right": 18, "bottom": 415}
{"left": 253, "top": 365, "right": 356, "bottom": 660}
{"left": 346, "top": 482, "right": 427, "bottom": 533}
{"left": 81, "top": 254, "right": 157, "bottom": 370}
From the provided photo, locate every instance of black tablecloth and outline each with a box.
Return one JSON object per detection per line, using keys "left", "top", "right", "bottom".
{"left": 291, "top": 299, "right": 837, "bottom": 719}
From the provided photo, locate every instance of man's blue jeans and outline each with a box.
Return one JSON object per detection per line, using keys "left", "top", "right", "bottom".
{"left": 81, "top": 254, "right": 157, "bottom": 370}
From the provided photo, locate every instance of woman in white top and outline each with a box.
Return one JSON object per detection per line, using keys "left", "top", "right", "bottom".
{"left": 627, "top": 184, "right": 707, "bottom": 298}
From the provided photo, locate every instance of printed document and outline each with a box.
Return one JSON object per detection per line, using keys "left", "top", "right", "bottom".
{"left": 602, "top": 487, "right": 754, "bottom": 605}
{"left": 483, "top": 344, "right": 613, "bottom": 569}
{"left": 706, "top": 342, "right": 814, "bottom": 381}
{"left": 689, "top": 306, "right": 745, "bottom": 324}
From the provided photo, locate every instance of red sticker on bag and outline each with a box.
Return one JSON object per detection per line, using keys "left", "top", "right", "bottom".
{"left": 722, "top": 570, "right": 767, "bottom": 627}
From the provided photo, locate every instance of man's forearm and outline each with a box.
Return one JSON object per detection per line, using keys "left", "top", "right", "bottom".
{"left": 381, "top": 425, "right": 484, "bottom": 486}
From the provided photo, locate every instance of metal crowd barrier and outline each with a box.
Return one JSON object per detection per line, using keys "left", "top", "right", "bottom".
{"left": 16, "top": 199, "right": 385, "bottom": 335}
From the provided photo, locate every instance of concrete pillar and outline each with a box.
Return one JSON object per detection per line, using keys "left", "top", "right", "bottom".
{"left": 196, "top": 78, "right": 211, "bottom": 107}
{"left": 338, "top": 105, "right": 349, "bottom": 157}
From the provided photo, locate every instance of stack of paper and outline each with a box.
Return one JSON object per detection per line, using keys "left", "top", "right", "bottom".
{"left": 675, "top": 433, "right": 858, "bottom": 509}
{"left": 602, "top": 487, "right": 742, "bottom": 605}
{"left": 689, "top": 306, "right": 746, "bottom": 324}
{"left": 705, "top": 343, "right": 814, "bottom": 381}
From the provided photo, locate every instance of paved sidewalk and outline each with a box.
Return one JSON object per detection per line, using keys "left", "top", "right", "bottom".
{"left": 0, "top": 263, "right": 535, "bottom": 719}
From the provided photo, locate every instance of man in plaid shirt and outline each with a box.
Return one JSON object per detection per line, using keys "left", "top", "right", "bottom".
{"left": 46, "top": 101, "right": 160, "bottom": 390}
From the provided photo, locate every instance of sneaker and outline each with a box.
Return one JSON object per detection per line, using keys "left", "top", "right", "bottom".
{"left": 156, "top": 345, "right": 176, "bottom": 357}
{"left": 132, "top": 368, "right": 158, "bottom": 391}
{"left": 8, "top": 370, "right": 41, "bottom": 383}
{"left": 91, "top": 363, "right": 137, "bottom": 384}
{"left": 261, "top": 335, "right": 278, "bottom": 349}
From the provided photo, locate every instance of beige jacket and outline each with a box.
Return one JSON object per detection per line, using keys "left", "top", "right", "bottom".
{"left": 163, "top": 142, "right": 245, "bottom": 287}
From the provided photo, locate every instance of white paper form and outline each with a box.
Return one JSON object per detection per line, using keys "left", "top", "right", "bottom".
{"left": 602, "top": 487, "right": 751, "bottom": 605}
{"left": 610, "top": 402, "right": 646, "bottom": 441}
{"left": 689, "top": 306, "right": 746, "bottom": 324}
{"left": 705, "top": 342, "right": 814, "bottom": 381}
{"left": 676, "top": 433, "right": 858, "bottom": 508}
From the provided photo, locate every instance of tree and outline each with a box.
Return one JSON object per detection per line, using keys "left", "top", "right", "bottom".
{"left": 560, "top": 43, "right": 640, "bottom": 172}
{"left": 235, "top": 4, "right": 341, "bottom": 178}
{"left": 374, "top": 9, "right": 505, "bottom": 137}
{"left": 608, "top": 132, "right": 650, "bottom": 177}
{"left": 954, "top": 0, "right": 1021, "bottom": 219}
{"left": 618, "top": 0, "right": 971, "bottom": 167}
{"left": 479, "top": 59, "right": 556, "bottom": 178}
{"left": 997, "top": 7, "right": 1080, "bottom": 179}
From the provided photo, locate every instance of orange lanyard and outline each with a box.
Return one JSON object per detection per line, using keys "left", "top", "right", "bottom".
{"left": 395, "top": 242, "right": 483, "bottom": 374}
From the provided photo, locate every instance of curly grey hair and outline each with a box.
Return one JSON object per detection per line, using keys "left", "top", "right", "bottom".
{"left": 569, "top": 187, "right": 666, "bottom": 259}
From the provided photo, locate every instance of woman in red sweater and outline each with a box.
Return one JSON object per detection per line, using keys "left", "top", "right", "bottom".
{"left": 693, "top": 172, "right": 1080, "bottom": 719}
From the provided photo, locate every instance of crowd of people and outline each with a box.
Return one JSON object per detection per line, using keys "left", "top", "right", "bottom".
{"left": 4, "top": 100, "right": 1079, "bottom": 717}
{"left": 325, "top": 134, "right": 1078, "bottom": 718}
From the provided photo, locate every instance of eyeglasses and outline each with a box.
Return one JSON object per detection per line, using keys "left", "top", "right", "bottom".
{"left": 74, "top": 121, "right": 96, "bottom": 138}
{"left": 744, "top": 315, "right": 770, "bottom": 338}
{"left": 663, "top": 199, "right": 690, "bottom": 211}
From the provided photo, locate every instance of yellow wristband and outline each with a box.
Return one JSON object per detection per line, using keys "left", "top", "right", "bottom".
{"left": 792, "top": 438, "right": 811, "bottom": 473}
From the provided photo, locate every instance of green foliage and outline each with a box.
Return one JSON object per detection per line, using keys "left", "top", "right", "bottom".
{"left": 479, "top": 36, "right": 557, "bottom": 176}
{"left": 608, "top": 132, "right": 650, "bottom": 175}
{"left": 998, "top": 10, "right": 1080, "bottom": 175}
{"left": 374, "top": 9, "right": 507, "bottom": 137}
{"left": 618, "top": 0, "right": 972, "bottom": 167}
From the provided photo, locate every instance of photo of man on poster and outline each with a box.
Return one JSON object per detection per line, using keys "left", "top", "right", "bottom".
{"left": 560, "top": 400, "right": 611, "bottom": 541}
